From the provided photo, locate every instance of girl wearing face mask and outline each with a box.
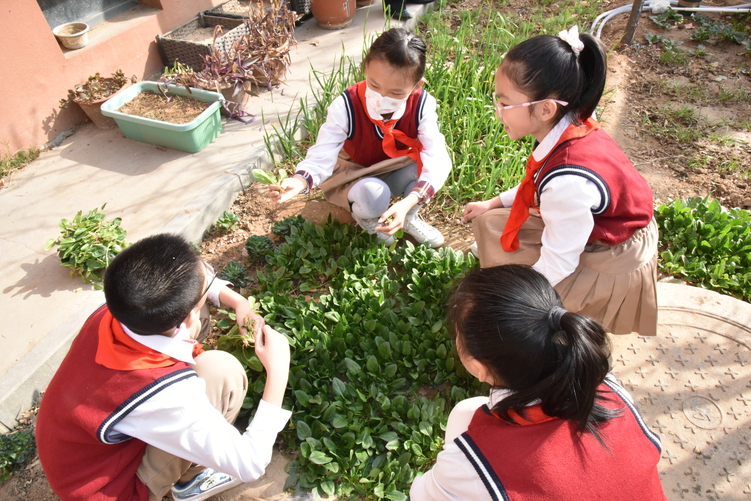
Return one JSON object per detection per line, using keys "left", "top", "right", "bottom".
{"left": 268, "top": 28, "right": 451, "bottom": 248}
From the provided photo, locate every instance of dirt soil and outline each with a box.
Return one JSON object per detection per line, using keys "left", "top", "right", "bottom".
{"left": 118, "top": 92, "right": 211, "bottom": 124}
{"left": 1, "top": 1, "right": 749, "bottom": 499}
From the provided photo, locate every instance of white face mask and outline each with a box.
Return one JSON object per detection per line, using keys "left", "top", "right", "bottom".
{"left": 364, "top": 85, "right": 411, "bottom": 120}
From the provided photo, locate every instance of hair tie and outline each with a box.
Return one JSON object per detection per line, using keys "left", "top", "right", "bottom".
{"left": 558, "top": 26, "right": 584, "bottom": 57}
{"left": 547, "top": 306, "right": 567, "bottom": 332}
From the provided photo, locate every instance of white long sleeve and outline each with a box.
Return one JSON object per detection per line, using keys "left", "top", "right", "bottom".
{"left": 295, "top": 90, "right": 452, "bottom": 197}
{"left": 114, "top": 379, "right": 291, "bottom": 482}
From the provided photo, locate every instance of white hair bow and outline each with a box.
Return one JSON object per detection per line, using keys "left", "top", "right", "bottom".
{"left": 558, "top": 26, "right": 584, "bottom": 57}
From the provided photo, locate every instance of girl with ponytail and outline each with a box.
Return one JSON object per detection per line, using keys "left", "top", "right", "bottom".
{"left": 410, "top": 265, "right": 667, "bottom": 501}
{"left": 462, "top": 27, "right": 658, "bottom": 336}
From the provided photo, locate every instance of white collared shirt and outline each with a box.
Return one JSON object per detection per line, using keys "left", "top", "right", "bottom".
{"left": 111, "top": 279, "right": 291, "bottom": 482}
{"left": 498, "top": 115, "right": 602, "bottom": 286}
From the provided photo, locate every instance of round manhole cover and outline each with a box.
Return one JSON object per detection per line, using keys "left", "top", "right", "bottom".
{"left": 682, "top": 396, "right": 722, "bottom": 430}
{"left": 609, "top": 290, "right": 751, "bottom": 501}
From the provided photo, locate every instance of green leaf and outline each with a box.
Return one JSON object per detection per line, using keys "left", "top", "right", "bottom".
{"left": 366, "top": 355, "right": 379, "bottom": 373}
{"left": 296, "top": 420, "right": 312, "bottom": 440}
{"left": 308, "top": 451, "right": 334, "bottom": 465}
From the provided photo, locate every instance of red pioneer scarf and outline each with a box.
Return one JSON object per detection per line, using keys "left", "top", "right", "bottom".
{"left": 500, "top": 118, "right": 600, "bottom": 252}
{"left": 95, "top": 310, "right": 204, "bottom": 370}
{"left": 357, "top": 81, "right": 424, "bottom": 176}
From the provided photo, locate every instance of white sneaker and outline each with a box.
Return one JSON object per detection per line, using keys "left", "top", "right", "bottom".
{"left": 404, "top": 213, "right": 444, "bottom": 248}
{"left": 353, "top": 214, "right": 395, "bottom": 245}
{"left": 171, "top": 469, "right": 242, "bottom": 501}
{"left": 470, "top": 241, "right": 479, "bottom": 258}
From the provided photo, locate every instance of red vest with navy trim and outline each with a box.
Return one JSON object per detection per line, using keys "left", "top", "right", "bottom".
{"left": 36, "top": 305, "right": 195, "bottom": 501}
{"left": 534, "top": 129, "right": 653, "bottom": 245}
{"left": 456, "top": 381, "right": 667, "bottom": 501}
{"left": 341, "top": 82, "right": 426, "bottom": 166}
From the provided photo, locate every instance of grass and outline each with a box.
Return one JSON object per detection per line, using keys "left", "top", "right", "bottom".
{"left": 0, "top": 146, "right": 39, "bottom": 183}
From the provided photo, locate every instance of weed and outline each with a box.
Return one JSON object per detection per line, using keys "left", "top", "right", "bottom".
{"left": 214, "top": 210, "right": 240, "bottom": 233}
{"left": 0, "top": 145, "right": 40, "bottom": 181}
{"left": 717, "top": 87, "right": 751, "bottom": 104}
{"left": 660, "top": 48, "right": 688, "bottom": 65}
{"left": 689, "top": 44, "right": 708, "bottom": 58}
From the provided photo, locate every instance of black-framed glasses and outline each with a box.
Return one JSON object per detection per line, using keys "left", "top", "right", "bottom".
{"left": 200, "top": 261, "right": 217, "bottom": 298}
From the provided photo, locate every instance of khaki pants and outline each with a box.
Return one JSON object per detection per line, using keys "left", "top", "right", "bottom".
{"left": 136, "top": 350, "right": 248, "bottom": 500}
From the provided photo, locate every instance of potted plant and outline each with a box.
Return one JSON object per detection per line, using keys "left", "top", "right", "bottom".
{"left": 60, "top": 70, "right": 136, "bottom": 128}
{"left": 159, "top": 0, "right": 296, "bottom": 120}
{"left": 100, "top": 81, "right": 224, "bottom": 153}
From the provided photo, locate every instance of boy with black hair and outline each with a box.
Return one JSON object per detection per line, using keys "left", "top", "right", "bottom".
{"left": 36, "top": 233, "right": 291, "bottom": 501}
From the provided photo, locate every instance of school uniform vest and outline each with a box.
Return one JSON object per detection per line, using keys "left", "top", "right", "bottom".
{"left": 36, "top": 305, "right": 196, "bottom": 501}
{"left": 341, "top": 83, "right": 427, "bottom": 166}
{"left": 534, "top": 129, "right": 653, "bottom": 245}
{"left": 455, "top": 381, "right": 667, "bottom": 501}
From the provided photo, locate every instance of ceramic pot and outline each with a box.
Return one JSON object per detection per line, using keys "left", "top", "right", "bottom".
{"left": 310, "top": 0, "right": 356, "bottom": 30}
{"left": 74, "top": 80, "right": 132, "bottom": 129}
{"left": 218, "top": 82, "right": 252, "bottom": 116}
{"left": 356, "top": 0, "right": 375, "bottom": 6}
{"left": 53, "top": 22, "right": 90, "bottom": 50}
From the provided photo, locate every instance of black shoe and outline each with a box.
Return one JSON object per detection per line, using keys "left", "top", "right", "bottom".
{"left": 384, "top": 0, "right": 411, "bottom": 20}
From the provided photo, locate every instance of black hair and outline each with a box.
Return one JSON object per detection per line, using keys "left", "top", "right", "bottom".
{"left": 103, "top": 233, "right": 204, "bottom": 335}
{"left": 501, "top": 33, "right": 607, "bottom": 124}
{"left": 364, "top": 28, "right": 427, "bottom": 85}
{"left": 447, "top": 265, "right": 620, "bottom": 436}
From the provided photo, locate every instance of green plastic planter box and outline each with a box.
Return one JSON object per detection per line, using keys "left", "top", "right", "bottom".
{"left": 101, "top": 82, "right": 223, "bottom": 153}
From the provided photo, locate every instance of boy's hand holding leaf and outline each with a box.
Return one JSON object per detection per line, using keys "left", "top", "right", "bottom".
{"left": 267, "top": 174, "right": 308, "bottom": 205}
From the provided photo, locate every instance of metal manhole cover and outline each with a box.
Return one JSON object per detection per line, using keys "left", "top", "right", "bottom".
{"left": 610, "top": 302, "right": 751, "bottom": 501}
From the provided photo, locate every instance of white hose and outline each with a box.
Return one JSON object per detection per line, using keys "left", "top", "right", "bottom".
{"left": 591, "top": 1, "right": 751, "bottom": 39}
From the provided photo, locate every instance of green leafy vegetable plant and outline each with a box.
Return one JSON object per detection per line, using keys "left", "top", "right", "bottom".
{"left": 245, "top": 235, "right": 275, "bottom": 265}
{"left": 214, "top": 210, "right": 240, "bottom": 233}
{"left": 272, "top": 215, "right": 307, "bottom": 237}
{"left": 44, "top": 204, "right": 129, "bottom": 289}
{"left": 220, "top": 260, "right": 248, "bottom": 287}
{"left": 217, "top": 217, "right": 482, "bottom": 499}
{"left": 656, "top": 196, "right": 751, "bottom": 301}
{"left": 252, "top": 168, "right": 288, "bottom": 185}
{"left": 0, "top": 429, "right": 36, "bottom": 482}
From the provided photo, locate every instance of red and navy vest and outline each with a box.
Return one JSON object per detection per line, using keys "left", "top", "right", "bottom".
{"left": 456, "top": 381, "right": 667, "bottom": 501}
{"left": 36, "top": 305, "right": 195, "bottom": 501}
{"left": 534, "top": 129, "right": 653, "bottom": 245}
{"left": 341, "top": 82, "right": 427, "bottom": 167}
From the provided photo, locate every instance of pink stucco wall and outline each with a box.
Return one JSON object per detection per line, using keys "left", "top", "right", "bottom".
{"left": 0, "top": 0, "right": 223, "bottom": 153}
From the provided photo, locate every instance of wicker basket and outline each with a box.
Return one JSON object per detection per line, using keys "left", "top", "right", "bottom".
{"left": 156, "top": 15, "right": 250, "bottom": 72}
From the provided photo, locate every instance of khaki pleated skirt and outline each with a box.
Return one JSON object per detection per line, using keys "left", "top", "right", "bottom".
{"left": 318, "top": 152, "right": 414, "bottom": 209}
{"left": 472, "top": 208, "right": 658, "bottom": 336}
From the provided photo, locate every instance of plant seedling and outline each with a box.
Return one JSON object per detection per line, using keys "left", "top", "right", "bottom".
{"left": 215, "top": 210, "right": 240, "bottom": 233}
{"left": 252, "top": 168, "right": 288, "bottom": 185}
{"left": 220, "top": 260, "right": 248, "bottom": 287}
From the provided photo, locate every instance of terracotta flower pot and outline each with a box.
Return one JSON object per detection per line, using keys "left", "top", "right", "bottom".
{"left": 310, "top": 0, "right": 356, "bottom": 30}
{"left": 74, "top": 80, "right": 133, "bottom": 129}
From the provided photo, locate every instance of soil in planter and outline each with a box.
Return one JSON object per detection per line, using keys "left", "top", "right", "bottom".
{"left": 211, "top": 0, "right": 252, "bottom": 16}
{"left": 118, "top": 92, "right": 211, "bottom": 124}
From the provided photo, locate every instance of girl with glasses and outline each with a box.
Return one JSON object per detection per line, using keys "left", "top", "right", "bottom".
{"left": 462, "top": 27, "right": 658, "bottom": 337}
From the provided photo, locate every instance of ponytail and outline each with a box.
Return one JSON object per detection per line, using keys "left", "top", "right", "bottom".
{"left": 448, "top": 265, "right": 619, "bottom": 437}
{"left": 500, "top": 31, "right": 607, "bottom": 124}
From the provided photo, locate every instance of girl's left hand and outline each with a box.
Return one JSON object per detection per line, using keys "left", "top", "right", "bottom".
{"left": 376, "top": 199, "right": 412, "bottom": 236}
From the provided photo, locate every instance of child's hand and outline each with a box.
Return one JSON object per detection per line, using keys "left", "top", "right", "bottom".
{"left": 237, "top": 311, "right": 265, "bottom": 343}
{"left": 255, "top": 325, "right": 291, "bottom": 378}
{"left": 462, "top": 200, "right": 494, "bottom": 223}
{"left": 376, "top": 198, "right": 414, "bottom": 235}
{"left": 268, "top": 175, "right": 308, "bottom": 204}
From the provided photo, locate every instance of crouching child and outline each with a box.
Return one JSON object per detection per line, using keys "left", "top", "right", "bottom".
{"left": 36, "top": 233, "right": 291, "bottom": 501}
